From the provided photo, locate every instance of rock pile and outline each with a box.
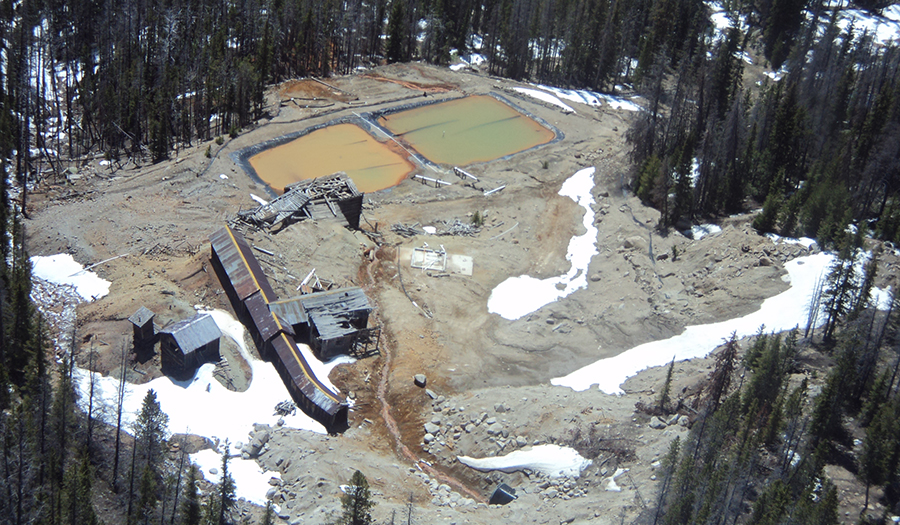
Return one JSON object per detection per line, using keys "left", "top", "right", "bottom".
{"left": 410, "top": 471, "right": 479, "bottom": 508}
{"left": 647, "top": 414, "right": 688, "bottom": 430}
{"left": 421, "top": 396, "right": 534, "bottom": 458}
{"left": 240, "top": 428, "right": 270, "bottom": 459}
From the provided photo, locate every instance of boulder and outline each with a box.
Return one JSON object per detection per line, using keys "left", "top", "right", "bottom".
{"left": 649, "top": 417, "right": 667, "bottom": 430}
{"left": 424, "top": 422, "right": 440, "bottom": 435}
{"left": 414, "top": 374, "right": 427, "bottom": 387}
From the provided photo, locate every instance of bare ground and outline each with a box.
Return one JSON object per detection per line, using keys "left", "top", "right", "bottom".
{"left": 26, "top": 62, "right": 900, "bottom": 524}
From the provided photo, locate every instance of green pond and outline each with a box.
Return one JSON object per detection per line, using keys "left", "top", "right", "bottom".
{"left": 377, "top": 95, "right": 554, "bottom": 166}
{"left": 249, "top": 123, "right": 414, "bottom": 193}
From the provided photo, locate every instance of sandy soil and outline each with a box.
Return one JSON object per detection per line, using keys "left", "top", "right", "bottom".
{"left": 26, "top": 62, "right": 900, "bottom": 524}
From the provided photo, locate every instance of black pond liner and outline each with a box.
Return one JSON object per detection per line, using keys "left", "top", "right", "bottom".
{"left": 230, "top": 92, "right": 565, "bottom": 198}
{"left": 489, "top": 483, "right": 518, "bottom": 505}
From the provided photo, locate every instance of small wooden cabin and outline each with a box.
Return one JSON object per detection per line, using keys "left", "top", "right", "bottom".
{"left": 159, "top": 313, "right": 222, "bottom": 377}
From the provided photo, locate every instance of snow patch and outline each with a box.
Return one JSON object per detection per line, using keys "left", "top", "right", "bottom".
{"left": 30, "top": 254, "right": 111, "bottom": 302}
{"left": 605, "top": 468, "right": 628, "bottom": 492}
{"left": 532, "top": 84, "right": 643, "bottom": 111}
{"left": 691, "top": 224, "right": 722, "bottom": 240}
{"left": 553, "top": 245, "right": 895, "bottom": 394}
{"left": 837, "top": 6, "right": 900, "bottom": 46}
{"left": 764, "top": 233, "right": 817, "bottom": 250}
{"left": 511, "top": 87, "right": 576, "bottom": 113}
{"left": 457, "top": 444, "right": 592, "bottom": 478}
{"left": 191, "top": 447, "right": 281, "bottom": 506}
{"left": 689, "top": 157, "right": 700, "bottom": 187}
{"left": 488, "top": 168, "right": 597, "bottom": 320}
{"left": 552, "top": 252, "right": 836, "bottom": 394}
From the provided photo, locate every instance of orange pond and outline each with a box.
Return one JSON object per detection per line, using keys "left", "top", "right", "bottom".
{"left": 248, "top": 123, "right": 415, "bottom": 193}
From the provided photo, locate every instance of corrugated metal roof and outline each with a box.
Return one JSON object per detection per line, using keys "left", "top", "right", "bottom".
{"left": 245, "top": 292, "right": 285, "bottom": 342}
{"left": 308, "top": 311, "right": 358, "bottom": 340}
{"left": 268, "top": 299, "right": 308, "bottom": 326}
{"left": 300, "top": 287, "right": 371, "bottom": 315}
{"left": 209, "top": 226, "right": 277, "bottom": 302}
{"left": 160, "top": 313, "right": 222, "bottom": 354}
{"left": 128, "top": 306, "right": 155, "bottom": 326}
{"left": 296, "top": 288, "right": 372, "bottom": 341}
{"left": 270, "top": 334, "right": 345, "bottom": 414}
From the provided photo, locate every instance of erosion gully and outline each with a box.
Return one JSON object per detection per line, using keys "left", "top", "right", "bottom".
{"left": 362, "top": 246, "right": 486, "bottom": 504}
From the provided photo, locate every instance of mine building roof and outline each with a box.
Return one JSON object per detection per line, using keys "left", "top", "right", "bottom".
{"left": 159, "top": 313, "right": 222, "bottom": 354}
{"left": 268, "top": 298, "right": 309, "bottom": 326}
{"left": 209, "top": 225, "right": 277, "bottom": 302}
{"left": 299, "top": 287, "right": 371, "bottom": 315}
{"left": 128, "top": 306, "right": 155, "bottom": 327}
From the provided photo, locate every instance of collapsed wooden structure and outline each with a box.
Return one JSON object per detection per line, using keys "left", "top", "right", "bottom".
{"left": 237, "top": 172, "right": 364, "bottom": 231}
{"left": 209, "top": 224, "right": 379, "bottom": 430}
{"left": 269, "top": 288, "right": 379, "bottom": 361}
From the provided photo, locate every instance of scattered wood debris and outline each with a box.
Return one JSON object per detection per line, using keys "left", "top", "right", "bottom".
{"left": 237, "top": 172, "right": 364, "bottom": 231}
{"left": 392, "top": 223, "right": 425, "bottom": 238}
{"left": 435, "top": 219, "right": 481, "bottom": 237}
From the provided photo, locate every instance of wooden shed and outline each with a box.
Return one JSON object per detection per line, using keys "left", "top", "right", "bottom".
{"left": 128, "top": 306, "right": 156, "bottom": 348}
{"left": 159, "top": 313, "right": 222, "bottom": 377}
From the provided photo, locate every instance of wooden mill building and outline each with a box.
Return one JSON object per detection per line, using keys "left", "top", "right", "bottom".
{"left": 209, "top": 224, "right": 365, "bottom": 431}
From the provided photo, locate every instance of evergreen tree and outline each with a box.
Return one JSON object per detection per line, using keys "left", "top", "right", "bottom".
{"left": 135, "top": 389, "right": 170, "bottom": 473}
{"left": 657, "top": 357, "right": 675, "bottom": 413}
{"left": 62, "top": 449, "right": 100, "bottom": 525}
{"left": 860, "top": 399, "right": 898, "bottom": 510}
{"left": 216, "top": 443, "right": 236, "bottom": 525}
{"left": 261, "top": 501, "right": 274, "bottom": 525}
{"left": 386, "top": 0, "right": 408, "bottom": 63}
{"left": 821, "top": 246, "right": 860, "bottom": 343}
{"left": 181, "top": 465, "right": 202, "bottom": 525}
{"left": 339, "top": 470, "right": 375, "bottom": 525}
